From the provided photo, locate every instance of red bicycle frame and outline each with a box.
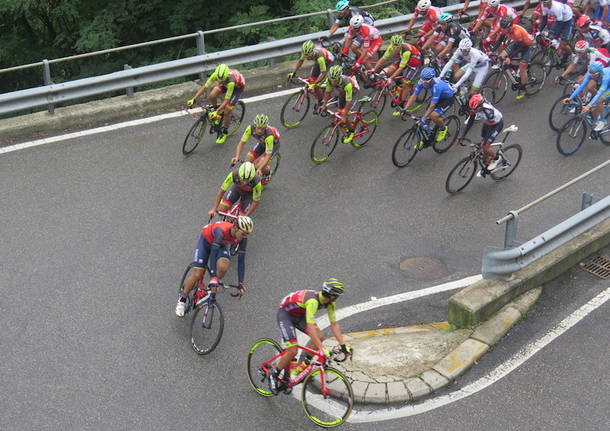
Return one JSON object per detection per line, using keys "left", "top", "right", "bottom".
{"left": 260, "top": 345, "right": 330, "bottom": 391}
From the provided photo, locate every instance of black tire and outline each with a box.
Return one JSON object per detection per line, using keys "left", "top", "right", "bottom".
{"left": 246, "top": 338, "right": 282, "bottom": 397}
{"left": 190, "top": 298, "right": 224, "bottom": 355}
{"left": 391, "top": 127, "right": 419, "bottom": 168}
{"left": 311, "top": 124, "right": 339, "bottom": 164}
{"left": 352, "top": 110, "right": 378, "bottom": 147}
{"left": 432, "top": 115, "right": 461, "bottom": 153}
{"left": 482, "top": 70, "right": 508, "bottom": 104}
{"left": 445, "top": 154, "right": 477, "bottom": 194}
{"left": 227, "top": 101, "right": 246, "bottom": 136}
{"left": 556, "top": 116, "right": 587, "bottom": 155}
{"left": 490, "top": 144, "right": 523, "bottom": 181}
{"left": 364, "top": 87, "right": 387, "bottom": 115}
{"left": 268, "top": 152, "right": 281, "bottom": 179}
{"left": 178, "top": 262, "right": 199, "bottom": 315}
{"left": 182, "top": 117, "right": 206, "bottom": 155}
{"left": 301, "top": 367, "right": 354, "bottom": 428}
{"left": 548, "top": 96, "right": 579, "bottom": 132}
{"left": 525, "top": 53, "right": 548, "bottom": 96}
{"left": 280, "top": 90, "right": 310, "bottom": 128}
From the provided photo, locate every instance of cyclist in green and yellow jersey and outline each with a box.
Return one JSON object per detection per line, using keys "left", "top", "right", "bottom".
{"left": 288, "top": 41, "right": 335, "bottom": 108}
{"left": 322, "top": 65, "right": 360, "bottom": 144}
{"left": 208, "top": 161, "right": 262, "bottom": 218}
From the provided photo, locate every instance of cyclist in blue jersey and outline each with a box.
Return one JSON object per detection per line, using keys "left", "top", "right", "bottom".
{"left": 563, "top": 62, "right": 610, "bottom": 131}
{"left": 402, "top": 67, "right": 455, "bottom": 149}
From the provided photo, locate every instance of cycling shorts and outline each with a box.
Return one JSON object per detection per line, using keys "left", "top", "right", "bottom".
{"left": 550, "top": 19, "right": 574, "bottom": 41}
{"left": 277, "top": 308, "right": 307, "bottom": 348}
{"left": 247, "top": 140, "right": 280, "bottom": 160}
{"left": 482, "top": 118, "right": 504, "bottom": 145}
{"left": 505, "top": 42, "right": 534, "bottom": 63}
{"left": 433, "top": 96, "right": 454, "bottom": 115}
{"left": 193, "top": 234, "right": 230, "bottom": 270}
{"left": 463, "top": 62, "right": 490, "bottom": 90}
{"left": 220, "top": 184, "right": 254, "bottom": 212}
{"left": 215, "top": 84, "right": 244, "bottom": 107}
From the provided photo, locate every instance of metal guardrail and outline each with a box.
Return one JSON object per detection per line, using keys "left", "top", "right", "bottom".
{"left": 482, "top": 160, "right": 610, "bottom": 279}
{"left": 0, "top": 1, "right": 530, "bottom": 116}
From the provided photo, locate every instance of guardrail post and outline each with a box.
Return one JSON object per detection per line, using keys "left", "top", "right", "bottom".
{"left": 327, "top": 9, "right": 335, "bottom": 28}
{"left": 196, "top": 31, "right": 206, "bottom": 81}
{"left": 124, "top": 64, "right": 134, "bottom": 97}
{"left": 267, "top": 37, "right": 277, "bottom": 66}
{"left": 503, "top": 211, "right": 520, "bottom": 249}
{"left": 582, "top": 193, "right": 602, "bottom": 210}
{"left": 42, "top": 59, "right": 55, "bottom": 114}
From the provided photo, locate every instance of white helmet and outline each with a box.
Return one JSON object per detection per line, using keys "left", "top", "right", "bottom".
{"left": 350, "top": 15, "right": 364, "bottom": 28}
{"left": 488, "top": 0, "right": 501, "bottom": 7}
{"left": 458, "top": 38, "right": 473, "bottom": 51}
{"left": 417, "top": 0, "right": 431, "bottom": 11}
{"left": 236, "top": 215, "right": 254, "bottom": 234}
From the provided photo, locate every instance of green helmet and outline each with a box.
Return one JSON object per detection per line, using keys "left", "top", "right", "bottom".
{"left": 390, "top": 34, "right": 403, "bottom": 46}
{"left": 238, "top": 161, "right": 256, "bottom": 181}
{"left": 215, "top": 64, "right": 230, "bottom": 80}
{"left": 253, "top": 113, "right": 269, "bottom": 128}
{"left": 322, "top": 278, "right": 345, "bottom": 296}
{"left": 302, "top": 40, "right": 315, "bottom": 57}
{"left": 439, "top": 12, "right": 453, "bottom": 23}
{"left": 328, "top": 65, "right": 342, "bottom": 79}
{"left": 335, "top": 0, "right": 349, "bottom": 11}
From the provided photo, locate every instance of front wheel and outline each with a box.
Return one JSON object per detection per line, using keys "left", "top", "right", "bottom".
{"left": 491, "top": 144, "right": 523, "bottom": 181}
{"left": 352, "top": 111, "right": 378, "bottom": 147}
{"left": 391, "top": 127, "right": 419, "bottom": 167}
{"left": 482, "top": 70, "right": 509, "bottom": 104}
{"left": 445, "top": 155, "right": 477, "bottom": 194}
{"left": 246, "top": 338, "right": 282, "bottom": 397}
{"left": 301, "top": 367, "right": 354, "bottom": 428}
{"left": 556, "top": 116, "right": 587, "bottom": 155}
{"left": 190, "top": 299, "right": 224, "bottom": 355}
{"left": 182, "top": 117, "right": 206, "bottom": 155}
{"left": 267, "top": 152, "right": 281, "bottom": 181}
{"left": 548, "top": 96, "right": 579, "bottom": 132}
{"left": 311, "top": 124, "right": 339, "bottom": 164}
{"left": 432, "top": 115, "right": 461, "bottom": 153}
{"left": 525, "top": 53, "right": 548, "bottom": 96}
{"left": 280, "top": 90, "right": 310, "bottom": 128}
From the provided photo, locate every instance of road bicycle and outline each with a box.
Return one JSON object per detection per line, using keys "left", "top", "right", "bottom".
{"left": 280, "top": 76, "right": 338, "bottom": 128}
{"left": 535, "top": 32, "right": 572, "bottom": 76}
{"left": 445, "top": 124, "right": 522, "bottom": 194}
{"left": 555, "top": 101, "right": 610, "bottom": 155}
{"left": 310, "top": 106, "right": 378, "bottom": 164}
{"left": 182, "top": 102, "right": 245, "bottom": 155}
{"left": 177, "top": 262, "right": 241, "bottom": 355}
{"left": 363, "top": 72, "right": 429, "bottom": 117}
{"left": 246, "top": 338, "right": 353, "bottom": 428}
{"left": 548, "top": 79, "right": 592, "bottom": 131}
{"left": 391, "top": 113, "right": 461, "bottom": 168}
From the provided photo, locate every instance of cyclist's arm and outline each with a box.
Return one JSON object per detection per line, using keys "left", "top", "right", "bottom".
{"left": 217, "top": 81, "right": 236, "bottom": 111}
{"left": 569, "top": 73, "right": 592, "bottom": 99}
{"left": 313, "top": 57, "right": 328, "bottom": 84}
{"left": 422, "top": 84, "right": 441, "bottom": 118}
{"left": 208, "top": 226, "right": 227, "bottom": 276}
{"left": 404, "top": 82, "right": 423, "bottom": 109}
{"left": 374, "top": 45, "right": 393, "bottom": 71}
{"left": 304, "top": 299, "right": 326, "bottom": 352}
{"left": 455, "top": 63, "right": 475, "bottom": 88}
{"left": 438, "top": 39, "right": 454, "bottom": 58}
{"left": 440, "top": 56, "right": 456, "bottom": 79}
{"left": 210, "top": 172, "right": 233, "bottom": 213}
{"left": 588, "top": 73, "right": 610, "bottom": 106}
{"left": 393, "top": 51, "right": 412, "bottom": 77}
{"left": 293, "top": 56, "right": 305, "bottom": 74}
{"left": 329, "top": 22, "right": 340, "bottom": 35}
{"left": 234, "top": 126, "right": 252, "bottom": 161}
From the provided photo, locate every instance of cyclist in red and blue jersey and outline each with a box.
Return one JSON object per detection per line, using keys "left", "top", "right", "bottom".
{"left": 269, "top": 279, "right": 351, "bottom": 394}
{"left": 564, "top": 62, "right": 610, "bottom": 131}
{"left": 175, "top": 216, "right": 253, "bottom": 317}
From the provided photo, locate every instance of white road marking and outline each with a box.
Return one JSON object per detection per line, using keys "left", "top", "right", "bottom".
{"left": 0, "top": 87, "right": 299, "bottom": 156}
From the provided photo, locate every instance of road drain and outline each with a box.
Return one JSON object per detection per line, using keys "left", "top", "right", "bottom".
{"left": 400, "top": 256, "right": 448, "bottom": 280}
{"left": 580, "top": 256, "right": 610, "bottom": 279}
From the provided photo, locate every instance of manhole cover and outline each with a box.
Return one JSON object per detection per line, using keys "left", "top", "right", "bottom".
{"left": 580, "top": 255, "right": 610, "bottom": 279}
{"left": 400, "top": 256, "right": 448, "bottom": 280}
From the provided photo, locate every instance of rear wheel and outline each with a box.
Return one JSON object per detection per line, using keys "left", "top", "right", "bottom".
{"left": 182, "top": 117, "right": 206, "bottom": 155}
{"left": 445, "top": 155, "right": 477, "bottom": 194}
{"left": 352, "top": 111, "right": 378, "bottom": 147}
{"left": 311, "top": 124, "right": 339, "bottom": 163}
{"left": 490, "top": 144, "right": 523, "bottom": 181}
{"left": 246, "top": 338, "right": 282, "bottom": 397}
{"left": 482, "top": 70, "right": 508, "bottom": 104}
{"left": 227, "top": 101, "right": 246, "bottom": 136}
{"left": 391, "top": 127, "right": 419, "bottom": 167}
{"left": 525, "top": 53, "right": 548, "bottom": 96}
{"left": 190, "top": 299, "right": 224, "bottom": 355}
{"left": 280, "top": 91, "right": 310, "bottom": 128}
{"left": 301, "top": 367, "right": 354, "bottom": 428}
{"left": 556, "top": 117, "right": 587, "bottom": 155}
{"left": 432, "top": 115, "right": 461, "bottom": 153}
{"left": 268, "top": 152, "right": 281, "bottom": 180}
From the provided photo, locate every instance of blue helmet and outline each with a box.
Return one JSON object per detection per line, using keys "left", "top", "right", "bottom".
{"left": 589, "top": 62, "right": 603, "bottom": 74}
{"left": 420, "top": 67, "right": 436, "bottom": 80}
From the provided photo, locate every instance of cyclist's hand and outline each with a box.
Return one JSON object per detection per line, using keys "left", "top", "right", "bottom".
{"left": 230, "top": 156, "right": 239, "bottom": 166}
{"left": 207, "top": 208, "right": 217, "bottom": 219}
{"left": 237, "top": 282, "right": 247, "bottom": 296}
{"left": 320, "top": 348, "right": 331, "bottom": 360}
{"left": 562, "top": 97, "right": 572, "bottom": 105}
{"left": 287, "top": 72, "right": 295, "bottom": 80}
{"left": 208, "top": 110, "right": 218, "bottom": 120}
{"left": 186, "top": 98, "right": 196, "bottom": 106}
{"left": 307, "top": 83, "right": 316, "bottom": 91}
{"left": 582, "top": 105, "right": 592, "bottom": 113}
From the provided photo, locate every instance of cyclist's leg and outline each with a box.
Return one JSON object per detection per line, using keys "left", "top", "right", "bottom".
{"left": 276, "top": 309, "right": 301, "bottom": 378}
{"left": 432, "top": 98, "right": 452, "bottom": 140}
{"left": 471, "top": 63, "right": 489, "bottom": 95}
{"left": 309, "top": 63, "right": 323, "bottom": 105}
{"left": 176, "top": 235, "right": 210, "bottom": 315}
{"left": 351, "top": 37, "right": 363, "bottom": 56}
{"left": 246, "top": 141, "right": 264, "bottom": 164}
{"left": 208, "top": 86, "right": 223, "bottom": 107}
{"left": 210, "top": 247, "right": 231, "bottom": 289}
{"left": 481, "top": 119, "right": 504, "bottom": 165}
{"left": 217, "top": 184, "right": 240, "bottom": 213}
{"left": 222, "top": 86, "right": 243, "bottom": 129}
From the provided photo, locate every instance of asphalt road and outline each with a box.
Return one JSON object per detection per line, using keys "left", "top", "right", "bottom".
{"left": 1, "top": 77, "right": 608, "bottom": 430}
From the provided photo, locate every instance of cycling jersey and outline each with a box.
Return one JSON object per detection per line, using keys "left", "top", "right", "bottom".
{"left": 541, "top": 1, "right": 573, "bottom": 22}
{"left": 325, "top": 74, "right": 360, "bottom": 104}
{"left": 434, "top": 22, "right": 470, "bottom": 45}
{"left": 413, "top": 77, "right": 454, "bottom": 103}
{"left": 441, "top": 47, "right": 490, "bottom": 88}
{"left": 280, "top": 290, "right": 337, "bottom": 324}
{"left": 220, "top": 168, "right": 263, "bottom": 202}
{"left": 578, "top": 25, "right": 610, "bottom": 47}
{"left": 335, "top": 6, "right": 374, "bottom": 27}
{"left": 472, "top": 102, "right": 503, "bottom": 125}
{"left": 240, "top": 125, "right": 280, "bottom": 157}
{"left": 380, "top": 42, "right": 422, "bottom": 68}
{"left": 505, "top": 24, "right": 534, "bottom": 46}
{"left": 198, "top": 221, "right": 247, "bottom": 282}
{"left": 570, "top": 68, "right": 610, "bottom": 106}
{"left": 413, "top": 6, "right": 443, "bottom": 35}
{"left": 205, "top": 69, "right": 245, "bottom": 104}
{"left": 480, "top": 4, "right": 519, "bottom": 22}
{"left": 300, "top": 46, "right": 335, "bottom": 74}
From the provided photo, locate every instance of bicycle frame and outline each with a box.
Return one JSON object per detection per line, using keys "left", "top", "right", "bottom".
{"left": 260, "top": 344, "right": 328, "bottom": 389}
{"left": 327, "top": 109, "right": 369, "bottom": 140}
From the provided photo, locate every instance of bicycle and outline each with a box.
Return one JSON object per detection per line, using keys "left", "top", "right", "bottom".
{"left": 363, "top": 72, "right": 429, "bottom": 116}
{"left": 391, "top": 113, "right": 461, "bottom": 168}
{"left": 445, "top": 124, "right": 522, "bottom": 194}
{"left": 182, "top": 102, "right": 246, "bottom": 155}
{"left": 548, "top": 79, "right": 591, "bottom": 131}
{"left": 555, "top": 101, "right": 610, "bottom": 155}
{"left": 246, "top": 338, "right": 354, "bottom": 428}
{"left": 310, "top": 106, "right": 378, "bottom": 164}
{"left": 177, "top": 262, "right": 241, "bottom": 355}
{"left": 280, "top": 76, "right": 338, "bottom": 128}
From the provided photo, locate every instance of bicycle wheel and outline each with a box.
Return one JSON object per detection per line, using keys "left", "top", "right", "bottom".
{"left": 182, "top": 117, "right": 206, "bottom": 155}
{"left": 481, "top": 70, "right": 508, "bottom": 104}
{"left": 432, "top": 115, "right": 460, "bottom": 153}
{"left": 364, "top": 88, "right": 387, "bottom": 115}
{"left": 301, "top": 367, "right": 354, "bottom": 428}
{"left": 445, "top": 155, "right": 477, "bottom": 194}
{"left": 490, "top": 144, "right": 523, "bottom": 181}
{"left": 268, "top": 152, "right": 281, "bottom": 180}
{"left": 525, "top": 53, "right": 547, "bottom": 96}
{"left": 246, "top": 338, "right": 282, "bottom": 397}
{"left": 280, "top": 90, "right": 310, "bottom": 128}
{"left": 178, "top": 262, "right": 198, "bottom": 313}
{"left": 352, "top": 111, "right": 378, "bottom": 147}
{"left": 311, "top": 124, "right": 339, "bottom": 164}
{"left": 556, "top": 117, "right": 587, "bottom": 155}
{"left": 548, "top": 96, "right": 579, "bottom": 132}
{"left": 227, "top": 101, "right": 246, "bottom": 136}
{"left": 391, "top": 127, "right": 419, "bottom": 167}
{"left": 190, "top": 299, "right": 224, "bottom": 355}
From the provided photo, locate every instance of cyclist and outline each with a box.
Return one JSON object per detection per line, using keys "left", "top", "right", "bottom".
{"left": 406, "top": 0, "right": 444, "bottom": 44}
{"left": 575, "top": 15, "right": 610, "bottom": 49}
{"left": 423, "top": 12, "right": 470, "bottom": 59}
{"left": 372, "top": 34, "right": 422, "bottom": 116}
{"left": 465, "top": 94, "right": 505, "bottom": 176}
{"left": 584, "top": 0, "right": 610, "bottom": 28}
{"left": 539, "top": 0, "right": 575, "bottom": 65}
{"left": 288, "top": 40, "right": 335, "bottom": 109}
{"left": 187, "top": 64, "right": 245, "bottom": 144}
{"left": 563, "top": 62, "right": 610, "bottom": 131}
{"left": 342, "top": 15, "right": 382, "bottom": 70}
{"left": 402, "top": 67, "right": 455, "bottom": 148}
{"left": 269, "top": 278, "right": 351, "bottom": 394}
{"left": 208, "top": 161, "right": 262, "bottom": 218}
{"left": 556, "top": 40, "right": 610, "bottom": 83}
{"left": 231, "top": 114, "right": 280, "bottom": 185}
{"left": 175, "top": 215, "right": 253, "bottom": 318}
{"left": 497, "top": 17, "right": 535, "bottom": 99}
{"left": 328, "top": 0, "right": 375, "bottom": 57}
{"left": 440, "top": 38, "right": 490, "bottom": 96}
{"left": 473, "top": 0, "right": 519, "bottom": 52}
{"left": 461, "top": 0, "right": 490, "bottom": 20}
{"left": 321, "top": 65, "right": 360, "bottom": 144}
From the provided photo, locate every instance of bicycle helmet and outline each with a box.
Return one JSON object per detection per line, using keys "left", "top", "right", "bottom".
{"left": 574, "top": 40, "right": 589, "bottom": 53}
{"left": 469, "top": 93, "right": 484, "bottom": 110}
{"left": 488, "top": 0, "right": 500, "bottom": 7}
{"left": 350, "top": 15, "right": 364, "bottom": 28}
{"left": 302, "top": 40, "right": 315, "bottom": 56}
{"left": 439, "top": 12, "right": 453, "bottom": 23}
{"left": 417, "top": 0, "right": 431, "bottom": 11}
{"left": 500, "top": 16, "right": 513, "bottom": 29}
{"left": 589, "top": 62, "right": 603, "bottom": 74}
{"left": 577, "top": 15, "right": 591, "bottom": 29}
{"left": 335, "top": 0, "right": 349, "bottom": 11}
{"left": 253, "top": 113, "right": 269, "bottom": 128}
{"left": 328, "top": 65, "right": 342, "bottom": 79}
{"left": 420, "top": 67, "right": 436, "bottom": 80}
{"left": 215, "top": 64, "right": 230, "bottom": 80}
{"left": 391, "top": 34, "right": 403, "bottom": 46}
{"left": 237, "top": 161, "right": 256, "bottom": 181}
{"left": 236, "top": 215, "right": 254, "bottom": 234}
{"left": 321, "top": 278, "right": 346, "bottom": 296}
{"left": 458, "top": 38, "right": 473, "bottom": 51}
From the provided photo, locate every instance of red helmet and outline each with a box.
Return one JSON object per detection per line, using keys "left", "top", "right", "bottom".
{"left": 575, "top": 40, "right": 590, "bottom": 53}
{"left": 577, "top": 15, "right": 591, "bottom": 28}
{"left": 469, "top": 93, "right": 484, "bottom": 110}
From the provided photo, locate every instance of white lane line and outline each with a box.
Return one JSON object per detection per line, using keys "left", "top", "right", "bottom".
{"left": 348, "top": 285, "right": 610, "bottom": 423}
{"left": 0, "top": 87, "right": 299, "bottom": 156}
